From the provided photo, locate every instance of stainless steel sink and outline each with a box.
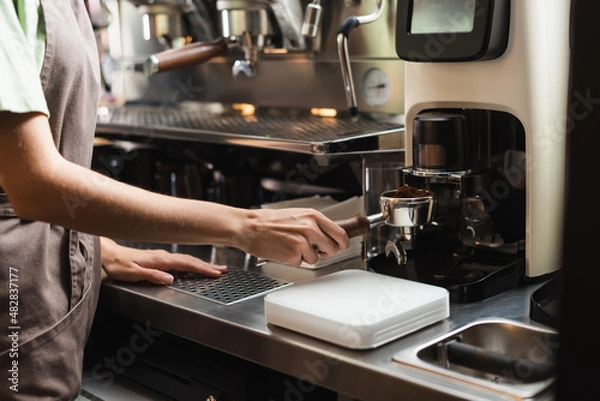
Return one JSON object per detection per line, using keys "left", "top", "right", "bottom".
{"left": 393, "top": 318, "right": 559, "bottom": 400}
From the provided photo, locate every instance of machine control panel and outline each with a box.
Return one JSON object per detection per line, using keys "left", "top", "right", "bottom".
{"left": 396, "top": 0, "right": 510, "bottom": 62}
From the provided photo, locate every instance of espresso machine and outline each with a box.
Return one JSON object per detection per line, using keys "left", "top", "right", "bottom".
{"left": 99, "top": 0, "right": 405, "bottom": 115}
{"left": 367, "top": 0, "right": 571, "bottom": 302}
{"left": 93, "top": 0, "right": 407, "bottom": 224}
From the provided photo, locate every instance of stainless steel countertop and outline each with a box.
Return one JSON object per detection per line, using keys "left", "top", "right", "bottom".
{"left": 97, "top": 246, "right": 556, "bottom": 401}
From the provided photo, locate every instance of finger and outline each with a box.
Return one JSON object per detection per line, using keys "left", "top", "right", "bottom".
{"left": 301, "top": 243, "right": 320, "bottom": 265}
{"left": 104, "top": 264, "right": 174, "bottom": 285}
{"left": 140, "top": 251, "right": 227, "bottom": 277}
{"left": 309, "top": 240, "right": 335, "bottom": 258}
{"left": 314, "top": 215, "right": 350, "bottom": 252}
{"left": 281, "top": 246, "right": 308, "bottom": 267}
{"left": 305, "top": 229, "right": 343, "bottom": 259}
{"left": 313, "top": 245, "right": 328, "bottom": 257}
{"left": 142, "top": 269, "right": 175, "bottom": 285}
{"left": 166, "top": 255, "right": 227, "bottom": 277}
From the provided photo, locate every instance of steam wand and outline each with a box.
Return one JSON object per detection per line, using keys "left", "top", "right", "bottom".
{"left": 336, "top": 0, "right": 385, "bottom": 117}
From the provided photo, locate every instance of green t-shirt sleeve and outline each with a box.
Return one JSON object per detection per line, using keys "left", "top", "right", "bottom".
{"left": 0, "top": 0, "right": 49, "bottom": 116}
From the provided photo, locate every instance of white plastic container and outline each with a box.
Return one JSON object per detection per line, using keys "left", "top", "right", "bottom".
{"left": 264, "top": 269, "right": 449, "bottom": 349}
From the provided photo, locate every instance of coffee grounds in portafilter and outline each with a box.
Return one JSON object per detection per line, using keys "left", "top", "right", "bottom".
{"left": 391, "top": 185, "right": 432, "bottom": 198}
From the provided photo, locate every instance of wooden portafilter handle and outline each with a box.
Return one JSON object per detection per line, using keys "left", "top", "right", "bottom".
{"left": 144, "top": 38, "right": 229, "bottom": 76}
{"left": 335, "top": 213, "right": 371, "bottom": 238}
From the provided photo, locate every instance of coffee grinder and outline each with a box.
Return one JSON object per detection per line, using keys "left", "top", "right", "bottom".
{"left": 370, "top": 0, "right": 570, "bottom": 302}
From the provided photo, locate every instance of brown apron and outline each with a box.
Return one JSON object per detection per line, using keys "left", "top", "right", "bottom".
{"left": 0, "top": 0, "right": 102, "bottom": 399}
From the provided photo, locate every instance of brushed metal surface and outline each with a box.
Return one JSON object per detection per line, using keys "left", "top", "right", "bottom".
{"left": 169, "top": 268, "right": 292, "bottom": 305}
{"left": 97, "top": 245, "right": 555, "bottom": 401}
{"left": 96, "top": 102, "right": 405, "bottom": 155}
{"left": 394, "top": 318, "right": 558, "bottom": 399}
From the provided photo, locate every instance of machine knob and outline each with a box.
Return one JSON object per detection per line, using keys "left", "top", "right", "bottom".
{"left": 301, "top": 1, "right": 323, "bottom": 38}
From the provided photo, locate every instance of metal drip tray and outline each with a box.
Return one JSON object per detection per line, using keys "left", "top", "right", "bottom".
{"left": 169, "top": 269, "right": 293, "bottom": 305}
{"left": 96, "top": 103, "right": 404, "bottom": 155}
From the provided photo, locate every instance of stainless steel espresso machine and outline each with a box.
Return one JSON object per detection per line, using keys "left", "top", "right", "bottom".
{"left": 98, "top": 0, "right": 405, "bottom": 115}
{"left": 94, "top": 0, "right": 407, "bottom": 211}
{"left": 368, "top": 0, "right": 570, "bottom": 302}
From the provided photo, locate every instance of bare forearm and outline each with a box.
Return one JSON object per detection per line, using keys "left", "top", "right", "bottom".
{"left": 29, "top": 158, "right": 249, "bottom": 246}
{"left": 0, "top": 112, "right": 349, "bottom": 265}
{"left": 0, "top": 113, "right": 244, "bottom": 246}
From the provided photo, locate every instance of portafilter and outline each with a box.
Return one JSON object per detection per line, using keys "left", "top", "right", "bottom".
{"left": 336, "top": 185, "right": 436, "bottom": 264}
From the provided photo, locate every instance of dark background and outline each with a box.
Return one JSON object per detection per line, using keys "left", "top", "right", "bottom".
{"left": 556, "top": 1, "right": 600, "bottom": 399}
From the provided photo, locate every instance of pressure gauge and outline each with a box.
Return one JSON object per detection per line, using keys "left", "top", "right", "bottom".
{"left": 362, "top": 68, "right": 391, "bottom": 107}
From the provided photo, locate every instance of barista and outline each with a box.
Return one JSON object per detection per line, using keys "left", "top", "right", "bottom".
{"left": 0, "top": 1, "right": 349, "bottom": 399}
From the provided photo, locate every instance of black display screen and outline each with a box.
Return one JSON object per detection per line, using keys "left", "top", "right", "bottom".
{"left": 396, "top": 0, "right": 510, "bottom": 62}
{"left": 410, "top": 0, "right": 476, "bottom": 34}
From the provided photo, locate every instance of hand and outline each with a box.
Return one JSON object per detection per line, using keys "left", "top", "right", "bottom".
{"left": 233, "top": 208, "right": 350, "bottom": 267}
{"left": 100, "top": 237, "right": 227, "bottom": 285}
